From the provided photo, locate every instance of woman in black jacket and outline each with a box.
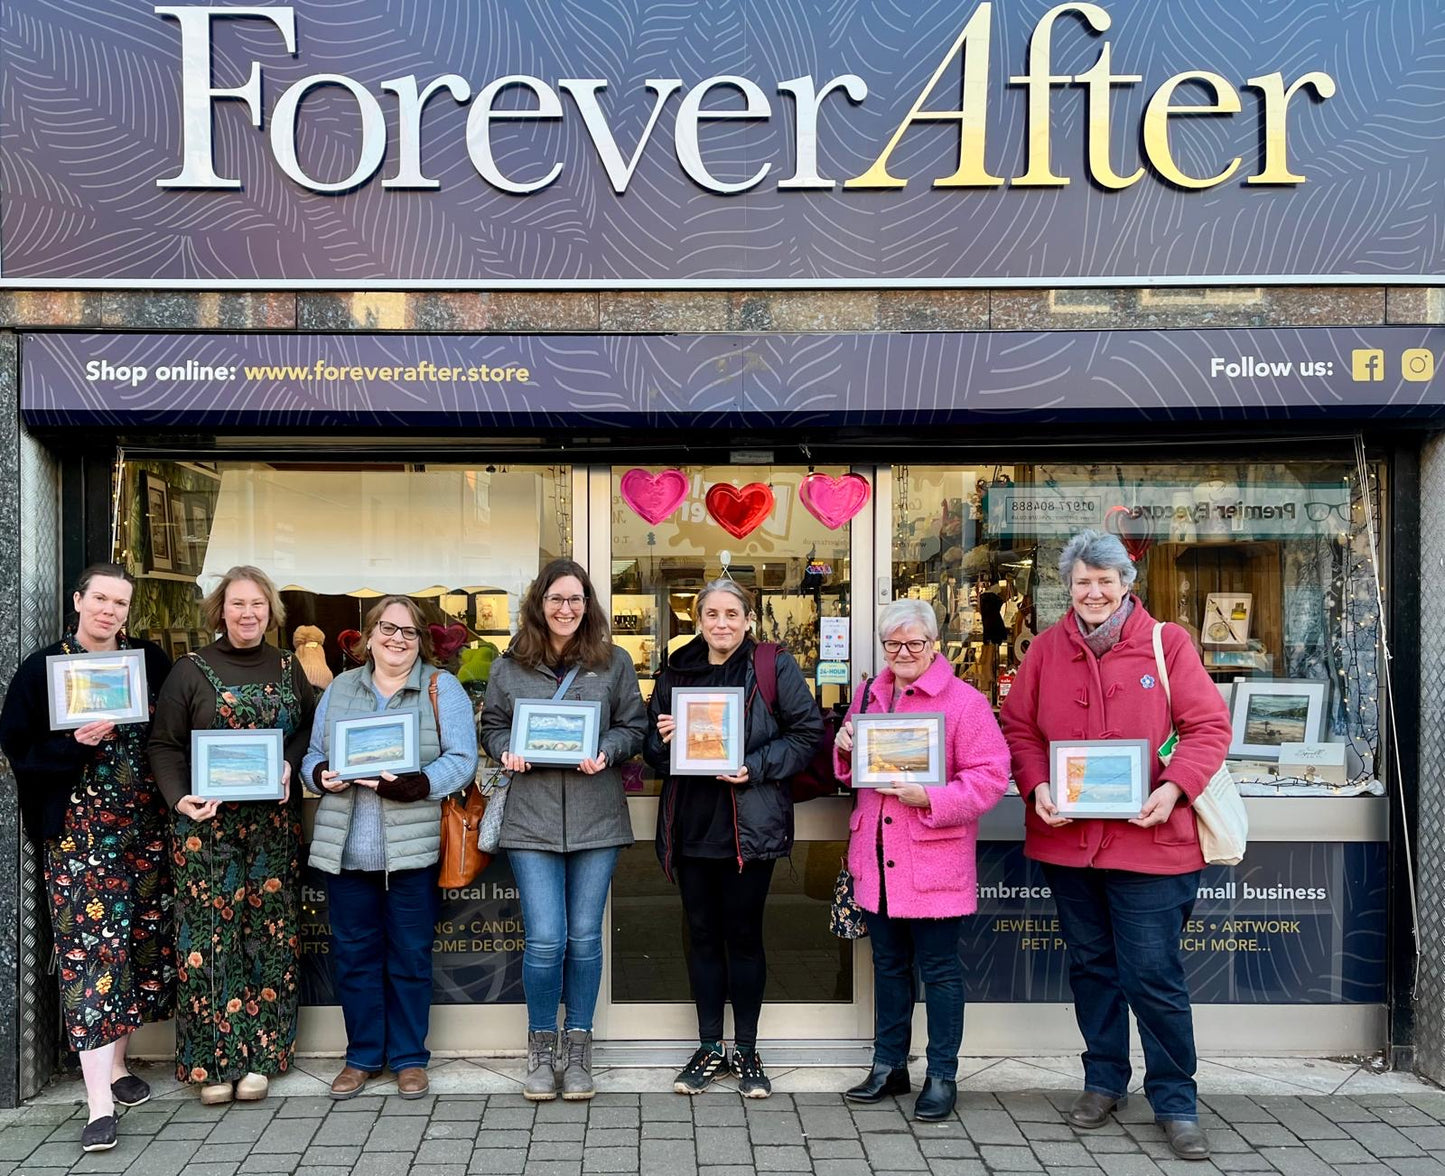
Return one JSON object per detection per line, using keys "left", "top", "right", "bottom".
{"left": 644, "top": 579, "right": 821, "bottom": 1099}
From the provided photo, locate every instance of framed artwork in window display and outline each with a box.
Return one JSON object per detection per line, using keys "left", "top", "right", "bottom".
{"left": 1202, "top": 593, "right": 1252, "bottom": 649}
{"left": 141, "top": 472, "right": 173, "bottom": 572}
{"left": 168, "top": 496, "right": 192, "bottom": 575}
{"left": 1228, "top": 679, "right": 1327, "bottom": 761}
{"left": 45, "top": 648, "right": 150, "bottom": 730}
{"left": 184, "top": 492, "right": 212, "bottom": 570}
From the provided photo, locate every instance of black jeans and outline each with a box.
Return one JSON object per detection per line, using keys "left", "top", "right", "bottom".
{"left": 676, "top": 856, "right": 777, "bottom": 1048}
{"left": 1042, "top": 863, "right": 1202, "bottom": 1122}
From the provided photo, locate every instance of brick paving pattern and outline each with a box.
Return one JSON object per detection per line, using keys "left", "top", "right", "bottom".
{"left": 4, "top": 1088, "right": 1445, "bottom": 1176}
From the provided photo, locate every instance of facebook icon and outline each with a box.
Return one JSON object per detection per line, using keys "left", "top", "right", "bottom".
{"left": 1351, "top": 349, "right": 1385, "bottom": 381}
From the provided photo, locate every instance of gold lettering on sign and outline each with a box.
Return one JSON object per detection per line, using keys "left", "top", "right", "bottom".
{"left": 1142, "top": 71, "right": 1242, "bottom": 189}
{"left": 1244, "top": 71, "right": 1337, "bottom": 184}
{"left": 844, "top": 3, "right": 1001, "bottom": 189}
{"left": 1010, "top": 3, "right": 1108, "bottom": 188}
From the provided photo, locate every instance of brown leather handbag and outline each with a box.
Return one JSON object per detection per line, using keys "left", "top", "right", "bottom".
{"left": 431, "top": 672, "right": 491, "bottom": 887}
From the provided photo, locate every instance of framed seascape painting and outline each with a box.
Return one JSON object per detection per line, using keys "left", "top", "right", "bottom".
{"left": 669, "top": 687, "right": 745, "bottom": 776}
{"left": 1228, "top": 679, "right": 1327, "bottom": 761}
{"left": 191, "top": 728, "right": 286, "bottom": 802}
{"left": 1050, "top": 739, "right": 1152, "bottom": 818}
{"left": 331, "top": 711, "right": 422, "bottom": 780}
{"left": 45, "top": 648, "right": 149, "bottom": 730}
{"left": 509, "top": 699, "right": 602, "bottom": 767}
{"left": 852, "top": 713, "right": 946, "bottom": 787}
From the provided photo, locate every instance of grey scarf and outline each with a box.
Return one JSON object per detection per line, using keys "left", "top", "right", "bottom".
{"left": 1076, "top": 596, "right": 1135, "bottom": 659}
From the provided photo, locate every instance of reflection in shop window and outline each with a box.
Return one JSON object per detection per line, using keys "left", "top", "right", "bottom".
{"left": 893, "top": 460, "right": 1386, "bottom": 797}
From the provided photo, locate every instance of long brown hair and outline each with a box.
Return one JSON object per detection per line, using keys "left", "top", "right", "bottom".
{"left": 353, "top": 596, "right": 439, "bottom": 668}
{"left": 509, "top": 559, "right": 612, "bottom": 670}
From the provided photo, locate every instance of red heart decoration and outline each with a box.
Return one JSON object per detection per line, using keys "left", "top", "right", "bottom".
{"left": 429, "top": 622, "right": 468, "bottom": 661}
{"left": 799, "top": 472, "right": 870, "bottom": 530}
{"left": 1104, "top": 505, "right": 1154, "bottom": 563}
{"left": 705, "top": 482, "right": 775, "bottom": 539}
{"left": 619, "top": 467, "right": 689, "bottom": 525}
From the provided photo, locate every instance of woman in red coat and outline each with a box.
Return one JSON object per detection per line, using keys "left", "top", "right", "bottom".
{"left": 1000, "top": 530, "right": 1230, "bottom": 1163}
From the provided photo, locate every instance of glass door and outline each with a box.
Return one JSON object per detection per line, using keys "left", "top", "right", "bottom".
{"left": 592, "top": 464, "right": 875, "bottom": 1042}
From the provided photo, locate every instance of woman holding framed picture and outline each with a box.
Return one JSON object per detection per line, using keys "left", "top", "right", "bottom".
{"left": 999, "top": 529, "right": 1231, "bottom": 1161}
{"left": 479, "top": 559, "right": 646, "bottom": 1101}
{"left": 148, "top": 565, "right": 316, "bottom": 1107}
{"left": 300, "top": 596, "right": 477, "bottom": 1100}
{"left": 0, "top": 564, "right": 173, "bottom": 1154}
{"left": 833, "top": 598, "right": 1010, "bottom": 1122}
{"left": 643, "top": 579, "right": 821, "bottom": 1099}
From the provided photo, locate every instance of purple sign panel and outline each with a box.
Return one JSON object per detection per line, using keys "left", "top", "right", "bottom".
{"left": 19, "top": 327, "right": 1445, "bottom": 429}
{"left": 2, "top": 0, "right": 1441, "bottom": 285}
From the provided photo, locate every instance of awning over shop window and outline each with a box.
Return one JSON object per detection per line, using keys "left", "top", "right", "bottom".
{"left": 200, "top": 468, "right": 541, "bottom": 598}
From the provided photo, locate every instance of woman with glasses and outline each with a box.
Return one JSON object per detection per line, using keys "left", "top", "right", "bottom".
{"left": 999, "top": 530, "right": 1231, "bottom": 1161}
{"left": 301, "top": 596, "right": 478, "bottom": 1100}
{"left": 148, "top": 565, "right": 316, "bottom": 1106}
{"left": 643, "top": 579, "right": 821, "bottom": 1098}
{"left": 480, "top": 559, "right": 646, "bottom": 1101}
{"left": 833, "top": 599, "right": 1010, "bottom": 1122}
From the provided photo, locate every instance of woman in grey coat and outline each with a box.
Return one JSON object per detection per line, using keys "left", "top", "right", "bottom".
{"left": 479, "top": 559, "right": 646, "bottom": 1101}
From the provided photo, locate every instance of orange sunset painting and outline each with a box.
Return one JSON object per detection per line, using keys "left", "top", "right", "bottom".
{"left": 684, "top": 699, "right": 731, "bottom": 761}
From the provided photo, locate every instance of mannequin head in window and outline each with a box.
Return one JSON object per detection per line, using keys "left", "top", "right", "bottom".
{"left": 1058, "top": 530, "right": 1137, "bottom": 634}
{"left": 692, "top": 579, "right": 755, "bottom": 665}
{"left": 355, "top": 595, "right": 437, "bottom": 677}
{"left": 202, "top": 565, "right": 285, "bottom": 649}
{"left": 513, "top": 559, "right": 612, "bottom": 670}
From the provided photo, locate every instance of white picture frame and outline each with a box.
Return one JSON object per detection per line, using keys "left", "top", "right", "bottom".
{"left": 331, "top": 710, "right": 422, "bottom": 780}
{"left": 510, "top": 699, "right": 602, "bottom": 767}
{"left": 669, "top": 687, "right": 745, "bottom": 776}
{"left": 191, "top": 728, "right": 286, "bottom": 801}
{"left": 45, "top": 648, "right": 150, "bottom": 730}
{"left": 1229, "top": 679, "right": 1328, "bottom": 761}
{"left": 1050, "top": 739, "right": 1152, "bottom": 818}
{"left": 853, "top": 712, "right": 947, "bottom": 787}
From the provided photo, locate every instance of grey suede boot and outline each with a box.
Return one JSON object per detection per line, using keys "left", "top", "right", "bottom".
{"left": 523, "top": 1030, "right": 559, "bottom": 1101}
{"left": 561, "top": 1029, "right": 595, "bottom": 1100}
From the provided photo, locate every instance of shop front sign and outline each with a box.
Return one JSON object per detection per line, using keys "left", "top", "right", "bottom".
{"left": 2, "top": 0, "right": 1439, "bottom": 284}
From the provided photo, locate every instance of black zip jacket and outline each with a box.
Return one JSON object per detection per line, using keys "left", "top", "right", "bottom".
{"left": 645, "top": 636, "right": 821, "bottom": 878}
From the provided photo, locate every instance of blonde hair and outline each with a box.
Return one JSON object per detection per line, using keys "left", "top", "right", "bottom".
{"left": 202, "top": 565, "right": 286, "bottom": 634}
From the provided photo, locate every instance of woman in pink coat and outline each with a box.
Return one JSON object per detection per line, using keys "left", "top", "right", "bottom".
{"left": 999, "top": 530, "right": 1231, "bottom": 1163}
{"left": 833, "top": 599, "right": 1010, "bottom": 1121}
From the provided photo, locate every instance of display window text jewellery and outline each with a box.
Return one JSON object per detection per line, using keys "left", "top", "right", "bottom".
{"left": 158, "top": 3, "right": 1334, "bottom": 195}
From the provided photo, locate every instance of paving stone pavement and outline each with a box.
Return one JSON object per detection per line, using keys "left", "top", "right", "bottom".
{"left": 6, "top": 1086, "right": 1445, "bottom": 1175}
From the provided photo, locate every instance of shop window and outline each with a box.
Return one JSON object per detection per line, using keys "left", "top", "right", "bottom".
{"left": 893, "top": 460, "right": 1386, "bottom": 795}
{"left": 114, "top": 457, "right": 573, "bottom": 701}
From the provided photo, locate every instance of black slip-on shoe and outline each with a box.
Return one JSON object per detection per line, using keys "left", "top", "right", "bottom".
{"left": 844, "top": 1064, "right": 910, "bottom": 1103}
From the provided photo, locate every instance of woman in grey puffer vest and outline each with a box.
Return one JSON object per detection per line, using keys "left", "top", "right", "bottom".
{"left": 302, "top": 597, "right": 477, "bottom": 1102}
{"left": 479, "top": 559, "right": 645, "bottom": 1101}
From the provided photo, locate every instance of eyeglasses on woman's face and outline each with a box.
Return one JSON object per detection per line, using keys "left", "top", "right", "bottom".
{"left": 544, "top": 594, "right": 586, "bottom": 610}
{"left": 377, "top": 620, "right": 420, "bottom": 642}
{"left": 881, "top": 638, "right": 929, "bottom": 655}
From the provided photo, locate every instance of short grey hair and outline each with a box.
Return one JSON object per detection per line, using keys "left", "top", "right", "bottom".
{"left": 877, "top": 598, "right": 939, "bottom": 643}
{"left": 1058, "top": 529, "right": 1138, "bottom": 589}
{"left": 693, "top": 578, "right": 755, "bottom": 621}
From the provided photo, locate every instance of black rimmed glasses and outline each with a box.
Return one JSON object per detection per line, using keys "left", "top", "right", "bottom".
{"left": 377, "top": 620, "right": 420, "bottom": 642}
{"left": 881, "top": 638, "right": 930, "bottom": 655}
{"left": 1304, "top": 501, "right": 1354, "bottom": 523}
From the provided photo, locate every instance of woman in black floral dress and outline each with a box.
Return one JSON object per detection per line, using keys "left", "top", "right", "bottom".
{"left": 0, "top": 564, "right": 173, "bottom": 1154}
{"left": 149, "top": 565, "right": 315, "bottom": 1106}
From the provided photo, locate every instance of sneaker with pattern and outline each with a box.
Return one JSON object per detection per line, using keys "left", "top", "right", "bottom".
{"left": 674, "top": 1042, "right": 728, "bottom": 1094}
{"left": 731, "top": 1048, "right": 772, "bottom": 1098}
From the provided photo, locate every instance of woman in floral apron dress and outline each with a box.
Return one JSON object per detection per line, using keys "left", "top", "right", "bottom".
{"left": 149, "top": 565, "right": 315, "bottom": 1105}
{"left": 0, "top": 563, "right": 174, "bottom": 1153}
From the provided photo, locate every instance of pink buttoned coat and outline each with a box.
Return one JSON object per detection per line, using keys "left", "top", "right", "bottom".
{"left": 833, "top": 655, "right": 1010, "bottom": 919}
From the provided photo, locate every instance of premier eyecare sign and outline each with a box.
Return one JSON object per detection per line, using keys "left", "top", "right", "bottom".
{"left": 1, "top": 0, "right": 1440, "bottom": 286}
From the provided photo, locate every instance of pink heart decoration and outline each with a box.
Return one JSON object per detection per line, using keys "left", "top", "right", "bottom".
{"left": 619, "top": 467, "right": 689, "bottom": 526}
{"left": 1104, "top": 504, "right": 1155, "bottom": 563}
{"left": 799, "top": 472, "right": 871, "bottom": 530}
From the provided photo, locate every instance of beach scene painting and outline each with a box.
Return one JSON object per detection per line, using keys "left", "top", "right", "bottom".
{"left": 670, "top": 687, "right": 745, "bottom": 775}
{"left": 333, "top": 711, "right": 420, "bottom": 779}
{"left": 193, "top": 729, "right": 284, "bottom": 800}
{"left": 854, "top": 713, "right": 945, "bottom": 786}
{"left": 63, "top": 665, "right": 132, "bottom": 715}
{"left": 510, "top": 700, "right": 600, "bottom": 766}
{"left": 1228, "top": 679, "right": 1326, "bottom": 760}
{"left": 1242, "top": 692, "right": 1310, "bottom": 745}
{"left": 208, "top": 745, "right": 272, "bottom": 792}
{"left": 46, "top": 649, "right": 150, "bottom": 729}
{"left": 1051, "top": 739, "right": 1150, "bottom": 817}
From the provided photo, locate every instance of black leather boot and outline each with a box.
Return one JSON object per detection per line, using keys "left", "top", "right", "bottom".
{"left": 913, "top": 1077, "right": 957, "bottom": 1121}
{"left": 844, "top": 1063, "right": 910, "bottom": 1103}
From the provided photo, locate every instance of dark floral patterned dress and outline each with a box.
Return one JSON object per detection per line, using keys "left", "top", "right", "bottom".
{"left": 171, "top": 652, "right": 302, "bottom": 1085}
{"left": 43, "top": 634, "right": 175, "bottom": 1051}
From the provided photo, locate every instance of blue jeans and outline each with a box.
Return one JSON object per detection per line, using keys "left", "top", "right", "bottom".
{"left": 863, "top": 894, "right": 965, "bottom": 1081}
{"left": 327, "top": 865, "right": 440, "bottom": 1072}
{"left": 509, "top": 846, "right": 620, "bottom": 1032}
{"left": 1042, "top": 864, "right": 1202, "bottom": 1122}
